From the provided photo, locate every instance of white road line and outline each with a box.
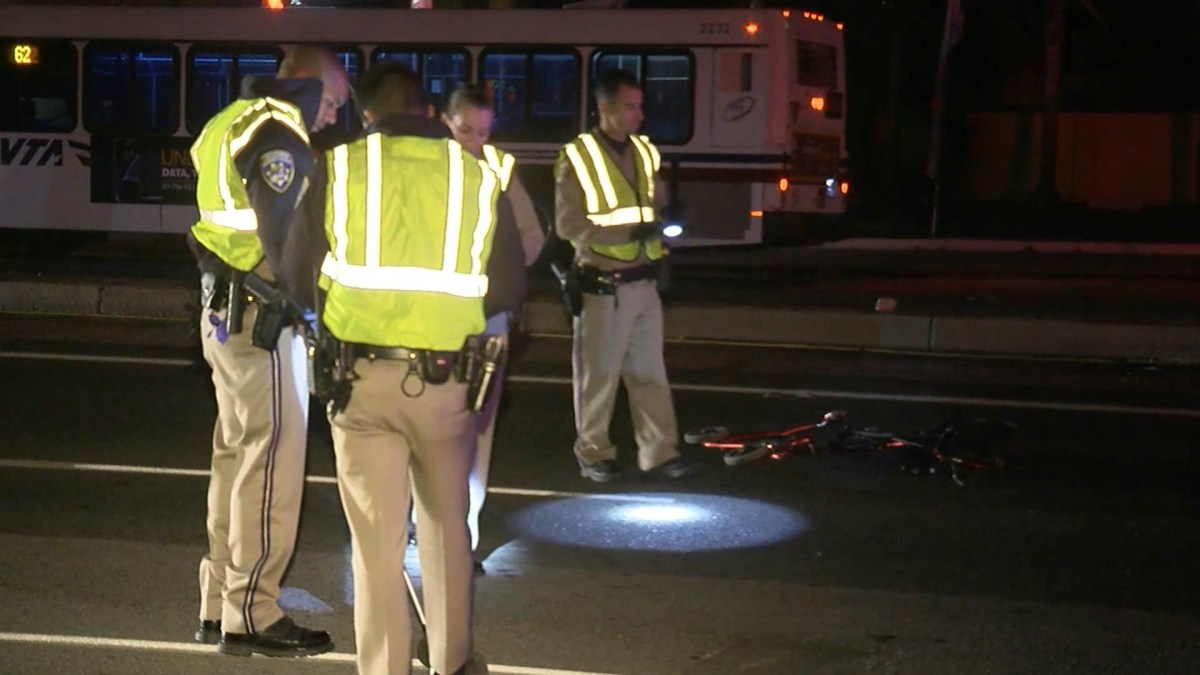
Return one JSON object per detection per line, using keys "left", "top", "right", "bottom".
{"left": 508, "top": 375, "right": 1200, "bottom": 418}
{"left": 0, "top": 350, "right": 194, "bottom": 367}
{"left": 0, "top": 459, "right": 670, "bottom": 502}
{"left": 2, "top": 350, "right": 1195, "bottom": 418}
{"left": 0, "top": 632, "right": 623, "bottom": 675}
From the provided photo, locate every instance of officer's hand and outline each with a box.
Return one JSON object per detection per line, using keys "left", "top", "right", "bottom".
{"left": 629, "top": 222, "right": 660, "bottom": 242}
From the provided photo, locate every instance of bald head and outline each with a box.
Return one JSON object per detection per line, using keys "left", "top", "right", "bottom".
{"left": 278, "top": 44, "right": 338, "bottom": 80}
{"left": 278, "top": 45, "right": 349, "bottom": 133}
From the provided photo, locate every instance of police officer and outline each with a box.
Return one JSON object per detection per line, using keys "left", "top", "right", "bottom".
{"left": 442, "top": 83, "right": 545, "bottom": 568}
{"left": 287, "top": 63, "right": 497, "bottom": 675}
{"left": 554, "top": 68, "right": 699, "bottom": 483}
{"left": 188, "top": 45, "right": 346, "bottom": 657}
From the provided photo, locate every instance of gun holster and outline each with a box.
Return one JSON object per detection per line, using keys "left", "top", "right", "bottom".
{"left": 312, "top": 340, "right": 357, "bottom": 417}
{"left": 306, "top": 331, "right": 338, "bottom": 402}
{"left": 201, "top": 271, "right": 230, "bottom": 313}
{"left": 457, "top": 334, "right": 507, "bottom": 413}
{"left": 552, "top": 261, "right": 584, "bottom": 318}
{"left": 243, "top": 274, "right": 291, "bottom": 350}
{"left": 226, "top": 270, "right": 248, "bottom": 335}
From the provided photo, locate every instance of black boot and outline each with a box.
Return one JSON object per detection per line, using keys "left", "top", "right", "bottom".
{"left": 193, "top": 620, "right": 221, "bottom": 645}
{"left": 218, "top": 616, "right": 333, "bottom": 658}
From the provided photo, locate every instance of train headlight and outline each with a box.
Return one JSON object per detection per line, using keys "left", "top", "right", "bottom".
{"left": 662, "top": 222, "right": 684, "bottom": 238}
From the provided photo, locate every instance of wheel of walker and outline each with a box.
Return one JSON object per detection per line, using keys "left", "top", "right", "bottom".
{"left": 684, "top": 426, "right": 729, "bottom": 444}
{"left": 724, "top": 440, "right": 774, "bottom": 466}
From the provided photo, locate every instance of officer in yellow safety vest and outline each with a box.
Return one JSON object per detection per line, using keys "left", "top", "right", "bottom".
{"left": 187, "top": 45, "right": 346, "bottom": 657}
{"left": 288, "top": 63, "right": 499, "bottom": 675}
{"left": 555, "top": 68, "right": 700, "bottom": 483}
{"left": 442, "top": 82, "right": 545, "bottom": 572}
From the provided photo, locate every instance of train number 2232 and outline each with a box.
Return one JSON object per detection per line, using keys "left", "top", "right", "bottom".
{"left": 699, "top": 22, "right": 731, "bottom": 34}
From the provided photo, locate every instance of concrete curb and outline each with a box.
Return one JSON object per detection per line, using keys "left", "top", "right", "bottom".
{"left": 0, "top": 279, "right": 197, "bottom": 319}
{"left": 2, "top": 279, "right": 1196, "bottom": 364}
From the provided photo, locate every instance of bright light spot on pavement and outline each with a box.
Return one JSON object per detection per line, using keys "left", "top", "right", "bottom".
{"left": 662, "top": 223, "right": 683, "bottom": 238}
{"left": 610, "top": 503, "right": 703, "bottom": 524}
{"left": 509, "top": 493, "right": 809, "bottom": 552}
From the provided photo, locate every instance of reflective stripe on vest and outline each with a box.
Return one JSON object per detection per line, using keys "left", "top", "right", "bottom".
{"left": 482, "top": 144, "right": 515, "bottom": 192}
{"left": 323, "top": 134, "right": 495, "bottom": 297}
{"left": 198, "top": 208, "right": 257, "bottom": 231}
{"left": 588, "top": 206, "right": 657, "bottom": 226}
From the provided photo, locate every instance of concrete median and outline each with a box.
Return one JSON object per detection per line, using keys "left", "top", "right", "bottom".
{"left": 8, "top": 278, "right": 1184, "bottom": 364}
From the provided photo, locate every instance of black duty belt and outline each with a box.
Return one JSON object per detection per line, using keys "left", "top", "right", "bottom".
{"left": 578, "top": 263, "right": 657, "bottom": 283}
{"left": 347, "top": 343, "right": 459, "bottom": 386}
{"left": 349, "top": 343, "right": 455, "bottom": 363}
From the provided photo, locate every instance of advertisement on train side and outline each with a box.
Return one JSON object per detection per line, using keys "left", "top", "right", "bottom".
{"left": 89, "top": 135, "right": 197, "bottom": 205}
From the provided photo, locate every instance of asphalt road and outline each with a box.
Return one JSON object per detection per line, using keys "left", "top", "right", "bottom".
{"left": 0, "top": 314, "right": 1197, "bottom": 674}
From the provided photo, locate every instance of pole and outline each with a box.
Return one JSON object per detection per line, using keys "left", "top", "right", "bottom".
{"left": 928, "top": 0, "right": 962, "bottom": 237}
{"left": 884, "top": 19, "right": 902, "bottom": 212}
{"left": 1036, "top": 0, "right": 1066, "bottom": 209}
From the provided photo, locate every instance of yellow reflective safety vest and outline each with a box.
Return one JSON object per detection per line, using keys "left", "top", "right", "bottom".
{"left": 320, "top": 134, "right": 500, "bottom": 351}
{"left": 190, "top": 97, "right": 309, "bottom": 272}
{"left": 481, "top": 144, "right": 515, "bottom": 192}
{"left": 556, "top": 132, "right": 664, "bottom": 263}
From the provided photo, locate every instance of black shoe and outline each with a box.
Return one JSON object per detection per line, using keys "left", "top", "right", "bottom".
{"left": 193, "top": 620, "right": 221, "bottom": 645}
{"left": 218, "top": 616, "right": 333, "bottom": 658}
{"left": 578, "top": 458, "right": 623, "bottom": 483}
{"left": 644, "top": 455, "right": 703, "bottom": 480}
{"left": 435, "top": 654, "right": 490, "bottom": 674}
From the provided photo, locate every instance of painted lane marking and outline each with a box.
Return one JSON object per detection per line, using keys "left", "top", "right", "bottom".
{"left": 0, "top": 631, "right": 624, "bottom": 674}
{"left": 0, "top": 459, "right": 673, "bottom": 502}
{"left": 1, "top": 351, "right": 1195, "bottom": 417}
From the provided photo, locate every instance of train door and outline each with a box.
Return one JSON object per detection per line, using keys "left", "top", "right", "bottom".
{"left": 708, "top": 47, "right": 767, "bottom": 148}
{"left": 668, "top": 47, "right": 770, "bottom": 246}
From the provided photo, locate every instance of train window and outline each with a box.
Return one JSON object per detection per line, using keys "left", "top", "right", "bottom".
{"left": 592, "top": 50, "right": 694, "bottom": 145}
{"left": 795, "top": 41, "right": 837, "bottom": 90}
{"left": 372, "top": 48, "right": 469, "bottom": 110}
{"left": 332, "top": 48, "right": 363, "bottom": 133}
{"left": 186, "top": 46, "right": 281, "bottom": 134}
{"left": 0, "top": 38, "right": 76, "bottom": 132}
{"left": 477, "top": 50, "right": 578, "bottom": 144}
{"left": 84, "top": 42, "right": 179, "bottom": 134}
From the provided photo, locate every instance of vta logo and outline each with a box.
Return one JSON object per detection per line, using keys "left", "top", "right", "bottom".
{"left": 721, "top": 96, "right": 756, "bottom": 123}
{"left": 0, "top": 137, "right": 91, "bottom": 167}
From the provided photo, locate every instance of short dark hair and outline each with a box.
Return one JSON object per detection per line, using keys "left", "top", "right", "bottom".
{"left": 354, "top": 61, "right": 427, "bottom": 117}
{"left": 445, "top": 83, "right": 493, "bottom": 117}
{"left": 594, "top": 68, "right": 640, "bottom": 104}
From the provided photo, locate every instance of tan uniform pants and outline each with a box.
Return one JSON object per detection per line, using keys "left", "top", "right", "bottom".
{"left": 197, "top": 303, "right": 310, "bottom": 635}
{"left": 331, "top": 357, "right": 475, "bottom": 675}
{"left": 572, "top": 278, "right": 679, "bottom": 471}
